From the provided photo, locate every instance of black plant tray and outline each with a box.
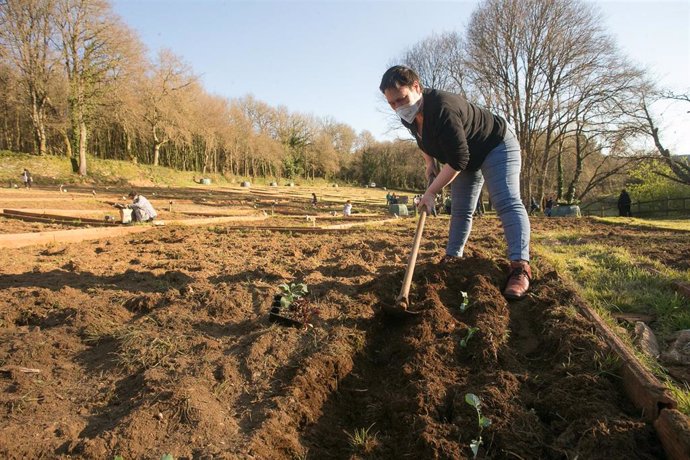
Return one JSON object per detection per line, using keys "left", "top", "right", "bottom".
{"left": 268, "top": 295, "right": 305, "bottom": 328}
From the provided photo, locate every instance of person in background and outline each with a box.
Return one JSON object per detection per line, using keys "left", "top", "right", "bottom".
{"left": 444, "top": 196, "right": 452, "bottom": 215}
{"left": 21, "top": 169, "right": 32, "bottom": 189}
{"left": 311, "top": 192, "right": 318, "bottom": 208}
{"left": 386, "top": 191, "right": 392, "bottom": 205}
{"left": 618, "top": 189, "right": 632, "bottom": 217}
{"left": 529, "top": 196, "right": 541, "bottom": 216}
{"left": 474, "top": 191, "right": 485, "bottom": 217}
{"left": 128, "top": 191, "right": 157, "bottom": 222}
{"left": 380, "top": 65, "right": 531, "bottom": 300}
{"left": 343, "top": 200, "right": 352, "bottom": 217}
{"left": 544, "top": 196, "right": 554, "bottom": 217}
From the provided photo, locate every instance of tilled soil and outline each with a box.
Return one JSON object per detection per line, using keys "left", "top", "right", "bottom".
{"left": 0, "top": 216, "right": 79, "bottom": 233}
{"left": 0, "top": 217, "right": 672, "bottom": 459}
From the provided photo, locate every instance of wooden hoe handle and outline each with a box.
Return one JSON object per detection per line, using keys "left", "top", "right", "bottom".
{"left": 398, "top": 209, "right": 427, "bottom": 301}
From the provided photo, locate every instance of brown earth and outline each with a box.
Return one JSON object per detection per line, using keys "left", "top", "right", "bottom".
{"left": 0, "top": 215, "right": 78, "bottom": 233}
{"left": 0, "top": 212, "right": 674, "bottom": 459}
{"left": 0, "top": 185, "right": 385, "bottom": 235}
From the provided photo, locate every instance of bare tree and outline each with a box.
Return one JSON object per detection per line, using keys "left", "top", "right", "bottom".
{"left": 662, "top": 91, "right": 690, "bottom": 104}
{"left": 140, "top": 48, "right": 196, "bottom": 166}
{"left": 400, "top": 31, "right": 467, "bottom": 94}
{"left": 465, "top": 0, "right": 616, "bottom": 202}
{"left": 0, "top": 62, "right": 29, "bottom": 151}
{"left": 553, "top": 55, "right": 645, "bottom": 202}
{"left": 640, "top": 97, "right": 690, "bottom": 185}
{"left": 56, "top": 0, "right": 139, "bottom": 175}
{"left": 609, "top": 84, "right": 690, "bottom": 186}
{"left": 0, "top": 0, "right": 58, "bottom": 155}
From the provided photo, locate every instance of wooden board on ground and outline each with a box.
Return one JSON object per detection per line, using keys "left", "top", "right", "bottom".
{"left": 2, "top": 209, "right": 117, "bottom": 227}
{"left": 0, "top": 215, "right": 270, "bottom": 248}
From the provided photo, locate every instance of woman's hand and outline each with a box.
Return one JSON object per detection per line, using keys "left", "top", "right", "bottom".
{"left": 417, "top": 192, "right": 436, "bottom": 215}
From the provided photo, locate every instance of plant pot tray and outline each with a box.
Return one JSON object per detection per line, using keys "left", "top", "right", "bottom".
{"left": 268, "top": 295, "right": 306, "bottom": 328}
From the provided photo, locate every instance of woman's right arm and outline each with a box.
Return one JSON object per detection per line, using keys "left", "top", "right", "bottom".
{"left": 422, "top": 151, "right": 438, "bottom": 181}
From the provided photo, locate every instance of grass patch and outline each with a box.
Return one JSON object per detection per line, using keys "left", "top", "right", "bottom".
{"left": 668, "top": 383, "right": 690, "bottom": 415}
{"left": 0, "top": 150, "right": 367, "bottom": 189}
{"left": 536, "top": 242, "right": 689, "bottom": 338}
{"left": 594, "top": 216, "right": 690, "bottom": 232}
{"left": 113, "top": 325, "right": 181, "bottom": 372}
{"left": 345, "top": 423, "right": 378, "bottom": 454}
{"left": 0, "top": 150, "right": 268, "bottom": 188}
{"left": 534, "top": 237, "right": 690, "bottom": 414}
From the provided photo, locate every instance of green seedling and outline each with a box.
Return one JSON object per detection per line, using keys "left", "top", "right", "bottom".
{"left": 460, "top": 327, "right": 479, "bottom": 348}
{"left": 278, "top": 282, "right": 318, "bottom": 326}
{"left": 459, "top": 291, "right": 469, "bottom": 312}
{"left": 593, "top": 351, "right": 621, "bottom": 377}
{"left": 161, "top": 454, "right": 175, "bottom": 460}
{"left": 344, "top": 423, "right": 377, "bottom": 451}
{"left": 465, "top": 393, "right": 491, "bottom": 458}
{"left": 279, "top": 282, "right": 309, "bottom": 309}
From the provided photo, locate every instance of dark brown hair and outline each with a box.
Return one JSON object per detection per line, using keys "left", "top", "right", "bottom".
{"left": 379, "top": 66, "right": 423, "bottom": 93}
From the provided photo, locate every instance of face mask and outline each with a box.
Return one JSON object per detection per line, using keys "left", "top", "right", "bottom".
{"left": 395, "top": 91, "right": 423, "bottom": 124}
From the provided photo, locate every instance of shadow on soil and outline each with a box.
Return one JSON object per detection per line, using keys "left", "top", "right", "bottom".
{"left": 0, "top": 268, "right": 193, "bottom": 293}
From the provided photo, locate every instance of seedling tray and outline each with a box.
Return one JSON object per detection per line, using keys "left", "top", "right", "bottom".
{"left": 268, "top": 294, "right": 305, "bottom": 328}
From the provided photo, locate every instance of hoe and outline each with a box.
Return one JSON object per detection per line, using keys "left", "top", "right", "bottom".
{"left": 383, "top": 207, "right": 428, "bottom": 318}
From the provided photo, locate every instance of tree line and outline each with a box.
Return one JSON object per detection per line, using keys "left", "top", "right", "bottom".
{"left": 0, "top": 0, "right": 364, "bottom": 180}
{"left": 1, "top": 0, "right": 687, "bottom": 201}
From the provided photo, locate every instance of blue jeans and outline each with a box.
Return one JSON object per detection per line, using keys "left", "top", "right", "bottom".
{"left": 446, "top": 127, "right": 530, "bottom": 261}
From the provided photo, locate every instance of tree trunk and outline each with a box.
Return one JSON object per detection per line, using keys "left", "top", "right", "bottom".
{"left": 78, "top": 120, "right": 87, "bottom": 176}
{"left": 3, "top": 109, "right": 11, "bottom": 150}
{"left": 153, "top": 142, "right": 161, "bottom": 166}
{"left": 566, "top": 126, "right": 584, "bottom": 204}
{"left": 61, "top": 130, "right": 73, "bottom": 158}
{"left": 556, "top": 147, "right": 563, "bottom": 201}
{"left": 152, "top": 126, "right": 162, "bottom": 166}
{"left": 15, "top": 112, "right": 22, "bottom": 151}
{"left": 535, "top": 122, "right": 556, "bottom": 203}
{"left": 125, "top": 130, "right": 136, "bottom": 163}
{"left": 30, "top": 92, "right": 48, "bottom": 156}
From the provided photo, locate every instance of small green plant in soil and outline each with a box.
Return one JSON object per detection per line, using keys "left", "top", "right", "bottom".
{"left": 278, "top": 282, "right": 319, "bottom": 325}
{"left": 593, "top": 350, "right": 621, "bottom": 378}
{"left": 345, "top": 422, "right": 377, "bottom": 452}
{"left": 460, "top": 327, "right": 479, "bottom": 348}
{"left": 465, "top": 393, "right": 491, "bottom": 458}
{"left": 279, "top": 282, "right": 308, "bottom": 309}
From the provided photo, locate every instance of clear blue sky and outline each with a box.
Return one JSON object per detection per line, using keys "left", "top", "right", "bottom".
{"left": 112, "top": 0, "right": 690, "bottom": 154}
